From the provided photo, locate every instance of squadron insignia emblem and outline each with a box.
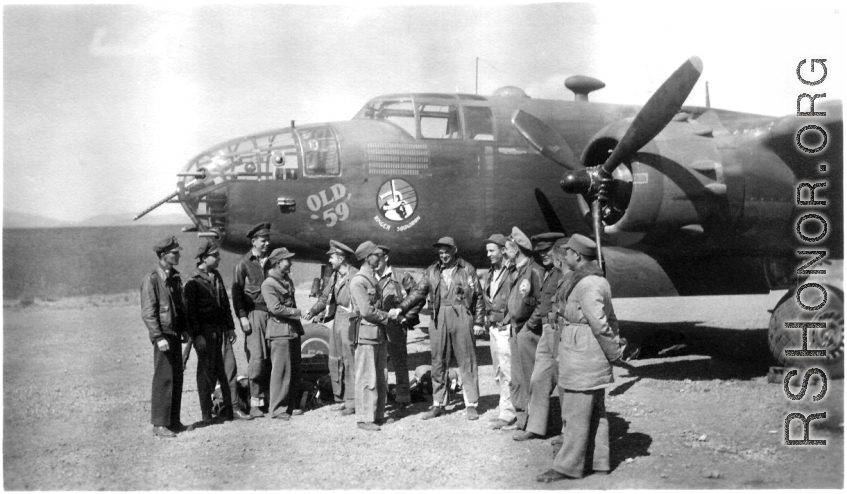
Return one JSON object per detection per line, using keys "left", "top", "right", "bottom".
{"left": 519, "top": 279, "right": 530, "bottom": 295}
{"left": 377, "top": 179, "right": 417, "bottom": 222}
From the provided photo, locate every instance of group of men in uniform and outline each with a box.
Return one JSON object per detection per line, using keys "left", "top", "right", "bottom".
{"left": 141, "top": 222, "right": 626, "bottom": 480}
{"left": 476, "top": 227, "right": 627, "bottom": 481}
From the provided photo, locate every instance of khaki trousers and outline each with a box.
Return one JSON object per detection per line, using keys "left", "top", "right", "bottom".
{"left": 328, "top": 311, "right": 356, "bottom": 407}
{"left": 552, "top": 389, "right": 610, "bottom": 478}
{"left": 526, "top": 323, "right": 561, "bottom": 435}
{"left": 244, "top": 310, "right": 270, "bottom": 405}
{"left": 269, "top": 336, "right": 301, "bottom": 418}
{"left": 489, "top": 324, "right": 516, "bottom": 421}
{"left": 355, "top": 341, "right": 388, "bottom": 424}
{"left": 509, "top": 326, "right": 540, "bottom": 429}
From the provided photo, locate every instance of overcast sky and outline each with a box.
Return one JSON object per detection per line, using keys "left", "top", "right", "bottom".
{"left": 3, "top": 1, "right": 845, "bottom": 223}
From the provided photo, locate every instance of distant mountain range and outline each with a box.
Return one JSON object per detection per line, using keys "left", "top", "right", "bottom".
{"left": 3, "top": 210, "right": 191, "bottom": 229}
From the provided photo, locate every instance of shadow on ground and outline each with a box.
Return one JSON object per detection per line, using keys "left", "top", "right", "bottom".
{"left": 608, "top": 412, "right": 652, "bottom": 470}
{"left": 618, "top": 322, "right": 773, "bottom": 381}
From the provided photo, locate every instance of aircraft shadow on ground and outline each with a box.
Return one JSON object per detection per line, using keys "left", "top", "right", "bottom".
{"left": 617, "top": 321, "right": 773, "bottom": 381}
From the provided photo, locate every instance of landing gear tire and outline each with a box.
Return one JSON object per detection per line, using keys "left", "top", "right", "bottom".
{"left": 768, "top": 288, "right": 844, "bottom": 379}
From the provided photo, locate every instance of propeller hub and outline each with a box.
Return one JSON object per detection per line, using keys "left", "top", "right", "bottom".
{"left": 560, "top": 170, "right": 592, "bottom": 195}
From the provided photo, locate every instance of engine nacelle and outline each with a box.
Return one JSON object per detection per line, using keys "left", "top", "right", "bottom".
{"left": 579, "top": 116, "right": 743, "bottom": 246}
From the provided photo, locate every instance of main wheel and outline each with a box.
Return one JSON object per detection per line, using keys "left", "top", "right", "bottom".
{"left": 768, "top": 287, "right": 844, "bottom": 379}
{"left": 301, "top": 323, "right": 331, "bottom": 375}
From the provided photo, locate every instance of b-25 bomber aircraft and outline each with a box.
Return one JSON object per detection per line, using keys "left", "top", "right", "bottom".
{"left": 136, "top": 57, "right": 843, "bottom": 377}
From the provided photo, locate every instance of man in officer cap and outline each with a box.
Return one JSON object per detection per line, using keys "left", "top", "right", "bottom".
{"left": 538, "top": 234, "right": 625, "bottom": 482}
{"left": 231, "top": 222, "right": 273, "bottom": 417}
{"left": 374, "top": 244, "right": 422, "bottom": 411}
{"left": 141, "top": 236, "right": 190, "bottom": 437}
{"left": 391, "top": 237, "right": 485, "bottom": 421}
{"left": 349, "top": 241, "right": 393, "bottom": 431}
{"left": 261, "top": 247, "right": 306, "bottom": 420}
{"left": 503, "top": 227, "right": 546, "bottom": 433}
{"left": 184, "top": 240, "right": 252, "bottom": 424}
{"left": 307, "top": 240, "right": 358, "bottom": 414}
{"left": 481, "top": 233, "right": 518, "bottom": 429}
{"left": 514, "top": 233, "right": 568, "bottom": 441}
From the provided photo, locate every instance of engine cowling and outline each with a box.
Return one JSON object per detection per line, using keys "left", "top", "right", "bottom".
{"left": 576, "top": 116, "right": 742, "bottom": 246}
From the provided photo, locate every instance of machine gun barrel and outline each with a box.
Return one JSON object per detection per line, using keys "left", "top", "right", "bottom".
{"left": 133, "top": 190, "right": 179, "bottom": 221}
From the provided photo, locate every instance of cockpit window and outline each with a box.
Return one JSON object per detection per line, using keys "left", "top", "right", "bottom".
{"left": 355, "top": 95, "right": 495, "bottom": 141}
{"left": 464, "top": 106, "right": 494, "bottom": 140}
{"left": 365, "top": 99, "right": 416, "bottom": 137}
{"left": 419, "top": 104, "right": 461, "bottom": 139}
{"left": 297, "top": 126, "right": 341, "bottom": 176}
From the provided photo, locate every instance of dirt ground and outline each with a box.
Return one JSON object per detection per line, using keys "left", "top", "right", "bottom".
{"left": 3, "top": 288, "right": 843, "bottom": 490}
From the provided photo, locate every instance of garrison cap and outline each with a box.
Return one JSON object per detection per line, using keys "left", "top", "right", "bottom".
{"left": 567, "top": 233, "right": 596, "bottom": 256}
{"left": 246, "top": 222, "right": 272, "bottom": 239}
{"left": 195, "top": 240, "right": 221, "bottom": 259}
{"left": 153, "top": 236, "right": 183, "bottom": 256}
{"left": 508, "top": 226, "right": 532, "bottom": 251}
{"left": 377, "top": 244, "right": 390, "bottom": 254}
{"left": 354, "top": 241, "right": 383, "bottom": 261}
{"left": 268, "top": 247, "right": 295, "bottom": 265}
{"left": 433, "top": 237, "right": 457, "bottom": 249}
{"left": 553, "top": 236, "right": 571, "bottom": 250}
{"left": 532, "top": 232, "right": 567, "bottom": 252}
{"left": 484, "top": 233, "right": 507, "bottom": 247}
{"left": 327, "top": 239, "right": 354, "bottom": 256}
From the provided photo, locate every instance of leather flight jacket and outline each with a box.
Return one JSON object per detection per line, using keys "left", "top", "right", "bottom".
{"left": 399, "top": 257, "right": 484, "bottom": 327}
{"left": 141, "top": 267, "right": 186, "bottom": 343}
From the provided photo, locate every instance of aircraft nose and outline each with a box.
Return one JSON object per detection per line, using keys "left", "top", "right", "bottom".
{"left": 175, "top": 126, "right": 300, "bottom": 239}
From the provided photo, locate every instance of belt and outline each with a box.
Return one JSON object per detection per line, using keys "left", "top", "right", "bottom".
{"left": 337, "top": 305, "right": 353, "bottom": 313}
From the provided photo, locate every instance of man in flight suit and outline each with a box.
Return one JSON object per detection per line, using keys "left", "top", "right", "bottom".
{"left": 307, "top": 240, "right": 358, "bottom": 415}
{"left": 514, "top": 232, "right": 567, "bottom": 441}
{"left": 392, "top": 237, "right": 485, "bottom": 421}
{"left": 504, "top": 227, "right": 546, "bottom": 432}
{"left": 183, "top": 240, "right": 252, "bottom": 424}
{"left": 350, "top": 241, "right": 393, "bottom": 431}
{"left": 375, "top": 244, "right": 422, "bottom": 411}
{"left": 141, "top": 236, "right": 189, "bottom": 438}
{"left": 231, "top": 222, "right": 273, "bottom": 417}
{"left": 480, "top": 233, "right": 517, "bottom": 429}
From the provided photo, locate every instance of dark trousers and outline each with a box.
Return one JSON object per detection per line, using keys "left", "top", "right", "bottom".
{"left": 244, "top": 310, "right": 270, "bottom": 404}
{"left": 195, "top": 329, "right": 232, "bottom": 419}
{"left": 222, "top": 332, "right": 238, "bottom": 411}
{"left": 151, "top": 334, "right": 183, "bottom": 427}
{"left": 328, "top": 310, "right": 355, "bottom": 407}
{"left": 385, "top": 321, "right": 410, "bottom": 403}
{"left": 269, "top": 336, "right": 302, "bottom": 418}
{"left": 553, "top": 389, "right": 610, "bottom": 478}
{"left": 509, "top": 326, "right": 540, "bottom": 429}
{"left": 526, "top": 324, "right": 561, "bottom": 435}
{"left": 431, "top": 306, "right": 479, "bottom": 407}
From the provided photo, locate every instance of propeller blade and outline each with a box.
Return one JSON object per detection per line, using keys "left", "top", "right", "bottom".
{"left": 602, "top": 56, "right": 703, "bottom": 175}
{"left": 534, "top": 189, "right": 567, "bottom": 234}
{"left": 512, "top": 110, "right": 579, "bottom": 170}
{"left": 591, "top": 200, "right": 605, "bottom": 269}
